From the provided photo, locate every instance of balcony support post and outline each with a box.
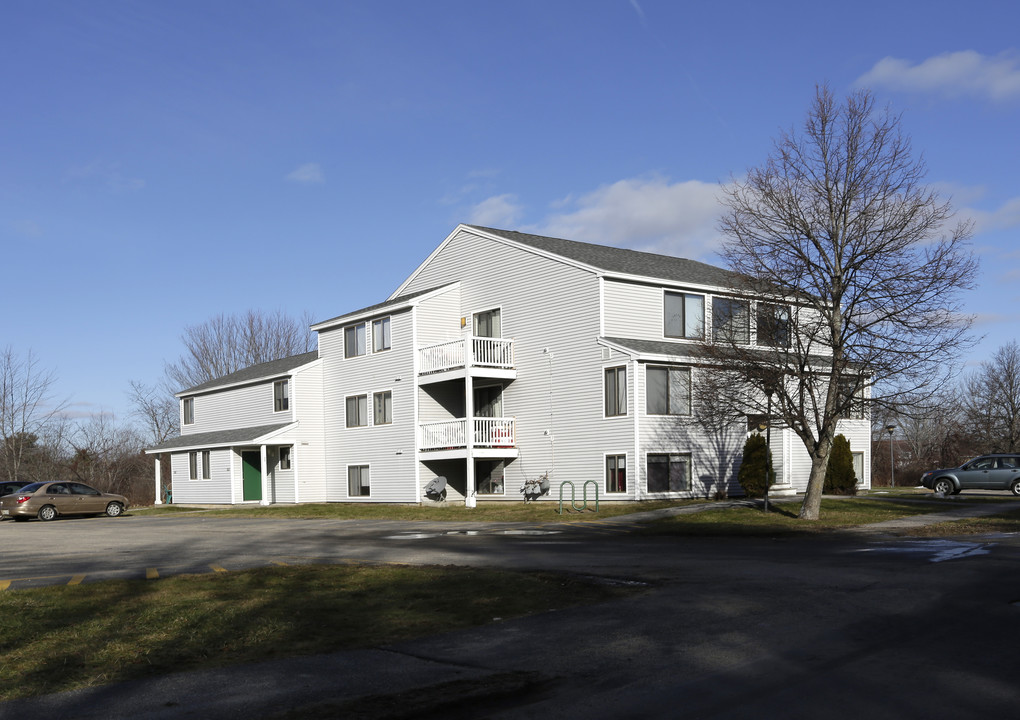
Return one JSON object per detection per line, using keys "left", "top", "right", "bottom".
{"left": 465, "top": 374, "right": 476, "bottom": 507}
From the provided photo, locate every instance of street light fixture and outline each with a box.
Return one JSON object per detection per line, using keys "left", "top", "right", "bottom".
{"left": 885, "top": 424, "right": 896, "bottom": 488}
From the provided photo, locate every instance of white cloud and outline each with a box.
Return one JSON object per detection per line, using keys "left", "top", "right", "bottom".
{"left": 960, "top": 195, "right": 1020, "bottom": 234}
{"left": 856, "top": 50, "right": 1020, "bottom": 101}
{"left": 467, "top": 194, "right": 523, "bottom": 227}
{"left": 285, "top": 162, "right": 325, "bottom": 184}
{"left": 528, "top": 176, "right": 726, "bottom": 260}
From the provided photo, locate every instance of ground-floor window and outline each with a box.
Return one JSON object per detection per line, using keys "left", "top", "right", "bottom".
{"left": 852, "top": 452, "right": 864, "bottom": 484}
{"left": 280, "top": 446, "right": 292, "bottom": 470}
{"left": 477, "top": 460, "right": 504, "bottom": 495}
{"left": 188, "top": 452, "right": 198, "bottom": 480}
{"left": 201, "top": 450, "right": 211, "bottom": 479}
{"left": 647, "top": 453, "right": 691, "bottom": 492}
{"left": 348, "top": 465, "right": 370, "bottom": 497}
{"left": 606, "top": 454, "right": 626, "bottom": 493}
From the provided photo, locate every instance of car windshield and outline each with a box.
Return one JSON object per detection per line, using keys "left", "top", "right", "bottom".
{"left": 18, "top": 482, "right": 45, "bottom": 493}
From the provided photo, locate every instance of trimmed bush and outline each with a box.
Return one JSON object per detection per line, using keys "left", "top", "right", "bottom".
{"left": 738, "top": 433, "right": 775, "bottom": 498}
{"left": 824, "top": 434, "right": 858, "bottom": 495}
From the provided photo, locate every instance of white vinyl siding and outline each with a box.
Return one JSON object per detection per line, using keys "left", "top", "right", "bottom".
{"left": 400, "top": 227, "right": 614, "bottom": 497}
{"left": 320, "top": 308, "right": 418, "bottom": 502}
{"left": 180, "top": 381, "right": 294, "bottom": 435}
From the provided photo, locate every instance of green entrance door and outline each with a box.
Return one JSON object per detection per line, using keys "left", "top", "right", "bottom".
{"left": 241, "top": 451, "right": 262, "bottom": 502}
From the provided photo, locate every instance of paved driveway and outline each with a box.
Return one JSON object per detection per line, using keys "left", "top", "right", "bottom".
{"left": 2, "top": 503, "right": 1020, "bottom": 719}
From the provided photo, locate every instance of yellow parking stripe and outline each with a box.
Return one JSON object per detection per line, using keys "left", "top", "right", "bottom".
{"left": 68, "top": 575, "right": 86, "bottom": 586}
{"left": 0, "top": 580, "right": 10, "bottom": 591}
{"left": 146, "top": 567, "right": 159, "bottom": 580}
{"left": 210, "top": 564, "right": 227, "bottom": 573}
{"left": 270, "top": 560, "right": 289, "bottom": 566}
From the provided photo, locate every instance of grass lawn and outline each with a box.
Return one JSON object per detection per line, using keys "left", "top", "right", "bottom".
{"left": 0, "top": 564, "right": 633, "bottom": 702}
{"left": 131, "top": 499, "right": 701, "bottom": 522}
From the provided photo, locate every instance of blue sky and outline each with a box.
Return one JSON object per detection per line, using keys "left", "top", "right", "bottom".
{"left": 3, "top": 0, "right": 1018, "bottom": 426}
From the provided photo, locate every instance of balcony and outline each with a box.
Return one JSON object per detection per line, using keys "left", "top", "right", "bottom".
{"left": 418, "top": 337, "right": 515, "bottom": 381}
{"left": 419, "top": 417, "right": 518, "bottom": 459}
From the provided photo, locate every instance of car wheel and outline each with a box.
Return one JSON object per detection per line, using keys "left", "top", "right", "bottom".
{"left": 932, "top": 478, "right": 954, "bottom": 495}
{"left": 1011, "top": 480, "right": 1020, "bottom": 497}
{"left": 38, "top": 505, "right": 58, "bottom": 522}
{"left": 105, "top": 502, "right": 124, "bottom": 517}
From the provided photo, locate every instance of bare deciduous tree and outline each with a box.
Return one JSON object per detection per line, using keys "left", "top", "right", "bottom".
{"left": 0, "top": 347, "right": 67, "bottom": 483}
{"left": 960, "top": 341, "right": 1020, "bottom": 453}
{"left": 714, "top": 87, "right": 978, "bottom": 520}
{"left": 164, "top": 309, "right": 316, "bottom": 391}
{"left": 128, "top": 379, "right": 181, "bottom": 444}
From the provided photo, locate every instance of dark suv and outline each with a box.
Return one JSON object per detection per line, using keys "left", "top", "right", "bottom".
{"left": 920, "top": 454, "right": 1020, "bottom": 496}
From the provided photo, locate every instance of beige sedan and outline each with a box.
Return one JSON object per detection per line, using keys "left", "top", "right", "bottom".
{"left": 0, "top": 481, "right": 128, "bottom": 522}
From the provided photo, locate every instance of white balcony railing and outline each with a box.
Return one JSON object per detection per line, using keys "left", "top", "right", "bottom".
{"left": 419, "top": 337, "right": 515, "bottom": 375}
{"left": 419, "top": 417, "right": 516, "bottom": 451}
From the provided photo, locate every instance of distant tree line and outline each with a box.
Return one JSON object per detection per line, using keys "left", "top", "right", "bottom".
{"left": 2, "top": 310, "right": 315, "bottom": 506}
{"left": 872, "top": 340, "right": 1020, "bottom": 486}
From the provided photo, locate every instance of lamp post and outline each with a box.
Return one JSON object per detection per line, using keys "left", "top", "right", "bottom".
{"left": 885, "top": 424, "right": 896, "bottom": 488}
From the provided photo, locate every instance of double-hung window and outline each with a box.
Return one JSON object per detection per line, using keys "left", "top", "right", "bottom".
{"left": 664, "top": 291, "right": 705, "bottom": 339}
{"left": 757, "top": 303, "right": 791, "bottom": 347}
{"left": 201, "top": 450, "right": 211, "bottom": 480}
{"left": 346, "top": 394, "right": 368, "bottom": 428}
{"left": 348, "top": 465, "right": 370, "bottom": 497}
{"left": 606, "top": 455, "right": 626, "bottom": 493}
{"left": 274, "top": 380, "right": 289, "bottom": 412}
{"left": 837, "top": 380, "right": 866, "bottom": 419}
{"left": 183, "top": 397, "right": 194, "bottom": 425}
{"left": 605, "top": 366, "right": 627, "bottom": 417}
{"left": 279, "top": 446, "right": 292, "bottom": 470}
{"left": 344, "top": 323, "right": 367, "bottom": 358}
{"left": 712, "top": 298, "right": 750, "bottom": 344}
{"left": 647, "top": 453, "right": 691, "bottom": 492}
{"left": 645, "top": 366, "right": 691, "bottom": 416}
{"left": 373, "top": 317, "right": 391, "bottom": 352}
{"left": 373, "top": 391, "right": 392, "bottom": 425}
{"left": 188, "top": 451, "right": 198, "bottom": 480}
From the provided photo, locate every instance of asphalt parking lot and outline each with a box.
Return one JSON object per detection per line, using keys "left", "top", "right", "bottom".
{"left": 2, "top": 502, "right": 1020, "bottom": 719}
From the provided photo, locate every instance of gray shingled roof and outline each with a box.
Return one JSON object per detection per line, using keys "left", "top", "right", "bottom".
{"left": 469, "top": 226, "right": 743, "bottom": 288}
{"left": 147, "top": 423, "right": 294, "bottom": 452}
{"left": 179, "top": 351, "right": 319, "bottom": 396}
{"left": 312, "top": 284, "right": 455, "bottom": 330}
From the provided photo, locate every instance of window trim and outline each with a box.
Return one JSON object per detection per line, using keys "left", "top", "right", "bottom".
{"left": 645, "top": 365, "right": 692, "bottom": 417}
{"left": 373, "top": 390, "right": 393, "bottom": 426}
{"left": 663, "top": 290, "right": 705, "bottom": 340}
{"left": 605, "top": 453, "right": 627, "bottom": 494}
{"left": 604, "top": 366, "right": 628, "bottom": 418}
{"left": 344, "top": 323, "right": 367, "bottom": 358}
{"left": 712, "top": 296, "right": 750, "bottom": 345}
{"left": 473, "top": 307, "right": 502, "bottom": 338}
{"left": 274, "top": 380, "right": 289, "bottom": 413}
{"left": 347, "top": 464, "right": 370, "bottom": 497}
{"left": 646, "top": 452, "right": 693, "bottom": 494}
{"left": 756, "top": 302, "right": 791, "bottom": 348}
{"left": 346, "top": 394, "right": 369, "bottom": 428}
{"left": 372, "top": 316, "right": 392, "bottom": 353}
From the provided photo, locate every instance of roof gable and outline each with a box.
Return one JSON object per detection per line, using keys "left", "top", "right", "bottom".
{"left": 177, "top": 351, "right": 319, "bottom": 396}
